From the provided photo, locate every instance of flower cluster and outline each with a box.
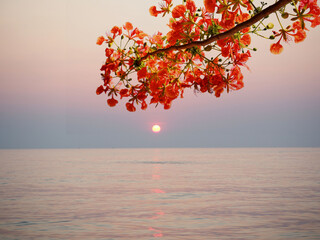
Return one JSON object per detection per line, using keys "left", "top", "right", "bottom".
{"left": 96, "top": 0, "right": 319, "bottom": 112}
{"left": 270, "top": 0, "right": 320, "bottom": 54}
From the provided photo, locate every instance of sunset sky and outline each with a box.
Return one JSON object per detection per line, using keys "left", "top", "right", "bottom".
{"left": 0, "top": 0, "right": 319, "bottom": 148}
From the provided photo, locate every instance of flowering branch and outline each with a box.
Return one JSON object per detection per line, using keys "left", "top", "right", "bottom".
{"left": 96, "top": 0, "right": 320, "bottom": 112}
{"left": 142, "top": 0, "right": 293, "bottom": 60}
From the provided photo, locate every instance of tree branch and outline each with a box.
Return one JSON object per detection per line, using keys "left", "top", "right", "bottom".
{"left": 141, "top": 0, "right": 292, "bottom": 60}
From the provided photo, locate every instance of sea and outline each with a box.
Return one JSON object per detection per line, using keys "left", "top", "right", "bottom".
{"left": 0, "top": 148, "right": 320, "bottom": 240}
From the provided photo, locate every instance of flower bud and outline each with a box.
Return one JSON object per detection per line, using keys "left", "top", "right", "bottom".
{"left": 281, "top": 12, "right": 289, "bottom": 19}
{"left": 204, "top": 45, "right": 212, "bottom": 51}
{"left": 267, "top": 23, "right": 274, "bottom": 29}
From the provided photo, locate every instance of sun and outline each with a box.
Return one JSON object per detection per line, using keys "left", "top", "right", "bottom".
{"left": 152, "top": 124, "right": 161, "bottom": 133}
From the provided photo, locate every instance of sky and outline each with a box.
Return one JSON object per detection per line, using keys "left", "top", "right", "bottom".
{"left": 0, "top": 0, "right": 319, "bottom": 148}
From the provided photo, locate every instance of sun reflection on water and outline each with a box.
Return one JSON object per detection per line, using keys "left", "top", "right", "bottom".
{"left": 148, "top": 155, "right": 165, "bottom": 238}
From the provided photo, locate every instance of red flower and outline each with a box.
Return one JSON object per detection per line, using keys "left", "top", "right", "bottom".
{"left": 270, "top": 41, "right": 283, "bottom": 54}
{"left": 141, "top": 101, "right": 148, "bottom": 110}
{"left": 165, "top": 85, "right": 179, "bottom": 99}
{"left": 96, "top": 36, "right": 105, "bottom": 45}
{"left": 126, "top": 102, "right": 136, "bottom": 112}
{"left": 311, "top": 16, "right": 320, "bottom": 28}
{"left": 166, "top": 30, "right": 183, "bottom": 45}
{"left": 240, "top": 34, "right": 251, "bottom": 46}
{"left": 204, "top": 0, "right": 216, "bottom": 13}
{"left": 96, "top": 85, "right": 104, "bottom": 95}
{"left": 172, "top": 5, "right": 186, "bottom": 18}
{"left": 120, "top": 89, "right": 130, "bottom": 99}
{"left": 186, "top": 0, "right": 196, "bottom": 14}
{"left": 111, "top": 26, "right": 122, "bottom": 38}
{"left": 137, "top": 67, "right": 147, "bottom": 79}
{"left": 107, "top": 97, "right": 118, "bottom": 107}
{"left": 236, "top": 13, "right": 250, "bottom": 23}
{"left": 149, "top": 6, "right": 160, "bottom": 17}
{"left": 105, "top": 48, "right": 114, "bottom": 57}
{"left": 164, "top": 101, "right": 172, "bottom": 110}
{"left": 123, "top": 22, "right": 133, "bottom": 31}
{"left": 213, "top": 85, "right": 224, "bottom": 97}
{"left": 293, "top": 29, "right": 307, "bottom": 43}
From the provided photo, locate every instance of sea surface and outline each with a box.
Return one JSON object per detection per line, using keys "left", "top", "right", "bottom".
{"left": 0, "top": 148, "right": 320, "bottom": 239}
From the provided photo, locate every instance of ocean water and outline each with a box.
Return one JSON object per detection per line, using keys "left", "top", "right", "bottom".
{"left": 0, "top": 148, "right": 320, "bottom": 240}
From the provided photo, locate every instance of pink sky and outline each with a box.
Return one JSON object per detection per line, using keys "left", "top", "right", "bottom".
{"left": 0, "top": 0, "right": 319, "bottom": 148}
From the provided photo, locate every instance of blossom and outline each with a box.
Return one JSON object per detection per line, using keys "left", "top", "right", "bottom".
{"left": 105, "top": 48, "right": 114, "bottom": 57}
{"left": 149, "top": 6, "right": 160, "bottom": 17}
{"left": 204, "top": 0, "right": 216, "bottom": 13}
{"left": 120, "top": 89, "right": 130, "bottom": 99}
{"left": 186, "top": 0, "right": 196, "bottom": 14}
{"left": 311, "top": 15, "right": 320, "bottom": 28}
{"left": 141, "top": 101, "right": 148, "bottom": 110}
{"left": 137, "top": 67, "right": 147, "bottom": 79}
{"left": 96, "top": 85, "right": 104, "bottom": 95}
{"left": 164, "top": 101, "right": 172, "bottom": 110}
{"left": 172, "top": 5, "right": 186, "bottom": 18}
{"left": 293, "top": 29, "right": 307, "bottom": 43}
{"left": 270, "top": 42, "right": 284, "bottom": 54}
{"left": 96, "top": 0, "right": 320, "bottom": 112}
{"left": 240, "top": 34, "right": 251, "bottom": 46}
{"left": 299, "top": 0, "right": 315, "bottom": 9}
{"left": 166, "top": 30, "right": 183, "bottom": 45}
{"left": 123, "top": 22, "right": 133, "bottom": 31}
{"left": 107, "top": 97, "right": 118, "bottom": 107}
{"left": 236, "top": 13, "right": 250, "bottom": 23}
{"left": 96, "top": 36, "right": 105, "bottom": 45}
{"left": 163, "top": 0, "right": 172, "bottom": 4}
{"left": 165, "top": 85, "right": 179, "bottom": 99}
{"left": 126, "top": 102, "right": 136, "bottom": 112}
{"left": 111, "top": 26, "right": 122, "bottom": 38}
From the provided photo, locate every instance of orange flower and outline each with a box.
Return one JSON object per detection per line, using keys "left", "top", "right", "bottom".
{"left": 96, "top": 36, "right": 105, "bottom": 45}
{"left": 172, "top": 5, "right": 186, "bottom": 18}
{"left": 153, "top": 34, "right": 164, "bottom": 45}
{"left": 165, "top": 85, "right": 179, "bottom": 99}
{"left": 137, "top": 67, "right": 147, "bottom": 79}
{"left": 220, "top": 14, "right": 236, "bottom": 29}
{"left": 293, "top": 30, "right": 306, "bottom": 43}
{"left": 221, "top": 45, "right": 231, "bottom": 57}
{"left": 149, "top": 6, "right": 159, "bottom": 17}
{"left": 240, "top": 34, "right": 251, "bottom": 46}
{"left": 311, "top": 15, "right": 320, "bottom": 28}
{"left": 235, "top": 50, "right": 251, "bottom": 64}
{"left": 120, "top": 89, "right": 130, "bottom": 99}
{"left": 123, "top": 22, "right": 133, "bottom": 31}
{"left": 204, "top": 0, "right": 216, "bottom": 13}
{"left": 270, "top": 42, "right": 283, "bottom": 54}
{"left": 213, "top": 85, "right": 224, "bottom": 97}
{"left": 186, "top": 0, "right": 196, "bottom": 14}
{"left": 241, "top": 27, "right": 251, "bottom": 33}
{"left": 292, "top": 21, "right": 303, "bottom": 30}
{"left": 111, "top": 26, "right": 122, "bottom": 37}
{"left": 96, "top": 85, "right": 104, "bottom": 95}
{"left": 107, "top": 97, "right": 118, "bottom": 107}
{"left": 166, "top": 30, "right": 182, "bottom": 45}
{"left": 105, "top": 48, "right": 114, "bottom": 57}
{"left": 164, "top": 101, "right": 172, "bottom": 110}
{"left": 126, "top": 102, "right": 136, "bottom": 112}
{"left": 141, "top": 101, "right": 148, "bottom": 110}
{"left": 236, "top": 13, "right": 250, "bottom": 23}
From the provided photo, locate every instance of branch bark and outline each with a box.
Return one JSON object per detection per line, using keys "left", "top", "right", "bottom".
{"left": 141, "top": 0, "right": 292, "bottom": 60}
